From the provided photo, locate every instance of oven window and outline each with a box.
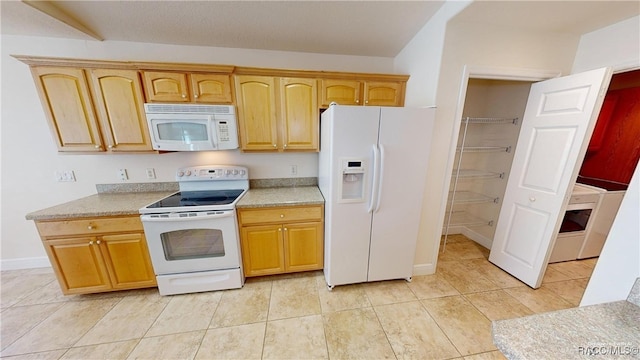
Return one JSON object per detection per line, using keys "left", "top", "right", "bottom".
{"left": 559, "top": 209, "right": 592, "bottom": 233}
{"left": 157, "top": 122, "right": 208, "bottom": 142}
{"left": 160, "top": 229, "right": 225, "bottom": 260}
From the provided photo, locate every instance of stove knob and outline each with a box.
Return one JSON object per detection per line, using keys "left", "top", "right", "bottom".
{"left": 185, "top": 170, "right": 192, "bottom": 176}
{"left": 177, "top": 171, "right": 185, "bottom": 177}
{"left": 240, "top": 170, "right": 246, "bottom": 176}
{"left": 225, "top": 170, "right": 231, "bottom": 175}
{"left": 232, "top": 169, "right": 239, "bottom": 175}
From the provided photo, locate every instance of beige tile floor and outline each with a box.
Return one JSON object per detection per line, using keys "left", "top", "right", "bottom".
{"left": 0, "top": 235, "right": 596, "bottom": 359}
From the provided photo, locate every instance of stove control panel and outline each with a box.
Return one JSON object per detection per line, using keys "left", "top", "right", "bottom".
{"left": 176, "top": 165, "right": 249, "bottom": 181}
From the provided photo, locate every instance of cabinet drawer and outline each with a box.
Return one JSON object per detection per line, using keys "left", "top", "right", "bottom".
{"left": 239, "top": 205, "right": 323, "bottom": 225}
{"left": 36, "top": 217, "right": 143, "bottom": 238}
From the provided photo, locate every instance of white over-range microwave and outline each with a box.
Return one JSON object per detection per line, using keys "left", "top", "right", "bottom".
{"left": 144, "top": 103, "right": 239, "bottom": 151}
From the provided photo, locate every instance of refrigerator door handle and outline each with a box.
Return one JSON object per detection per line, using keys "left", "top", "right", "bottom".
{"left": 374, "top": 144, "right": 385, "bottom": 212}
{"left": 368, "top": 144, "right": 381, "bottom": 213}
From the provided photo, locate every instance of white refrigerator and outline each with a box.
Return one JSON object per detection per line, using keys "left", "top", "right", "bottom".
{"left": 319, "top": 105, "right": 435, "bottom": 288}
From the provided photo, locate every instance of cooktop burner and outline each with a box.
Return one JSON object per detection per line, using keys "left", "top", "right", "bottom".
{"left": 146, "top": 189, "right": 245, "bottom": 209}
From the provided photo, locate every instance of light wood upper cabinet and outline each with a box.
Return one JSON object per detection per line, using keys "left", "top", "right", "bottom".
{"left": 36, "top": 216, "right": 156, "bottom": 295}
{"left": 280, "top": 77, "right": 318, "bottom": 151}
{"left": 89, "top": 69, "right": 152, "bottom": 152}
{"left": 143, "top": 71, "right": 233, "bottom": 103}
{"left": 235, "top": 76, "right": 319, "bottom": 152}
{"left": 142, "top": 71, "right": 190, "bottom": 102}
{"left": 235, "top": 75, "right": 279, "bottom": 151}
{"left": 31, "top": 67, "right": 104, "bottom": 152}
{"left": 238, "top": 205, "right": 324, "bottom": 277}
{"left": 321, "top": 79, "right": 361, "bottom": 106}
{"left": 364, "top": 81, "right": 404, "bottom": 106}
{"left": 320, "top": 79, "right": 405, "bottom": 107}
{"left": 190, "top": 73, "right": 233, "bottom": 103}
{"left": 30, "top": 66, "right": 153, "bottom": 153}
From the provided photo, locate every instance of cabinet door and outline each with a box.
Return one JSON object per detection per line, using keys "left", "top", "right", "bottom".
{"left": 240, "top": 224, "right": 285, "bottom": 276}
{"left": 283, "top": 222, "right": 324, "bottom": 272}
{"left": 99, "top": 233, "right": 157, "bottom": 289}
{"left": 190, "top": 74, "right": 233, "bottom": 103}
{"left": 235, "top": 75, "right": 279, "bottom": 151}
{"left": 320, "top": 79, "right": 361, "bottom": 106}
{"left": 31, "top": 67, "right": 103, "bottom": 152}
{"left": 280, "top": 78, "right": 319, "bottom": 151}
{"left": 363, "top": 81, "right": 404, "bottom": 106}
{"left": 44, "top": 237, "right": 111, "bottom": 295}
{"left": 90, "top": 69, "right": 153, "bottom": 152}
{"left": 143, "top": 71, "right": 190, "bottom": 102}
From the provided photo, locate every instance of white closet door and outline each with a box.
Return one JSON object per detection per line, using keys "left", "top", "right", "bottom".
{"left": 489, "top": 67, "right": 612, "bottom": 288}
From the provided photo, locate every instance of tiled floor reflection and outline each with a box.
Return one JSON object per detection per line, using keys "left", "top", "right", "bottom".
{"left": 0, "top": 235, "right": 596, "bottom": 359}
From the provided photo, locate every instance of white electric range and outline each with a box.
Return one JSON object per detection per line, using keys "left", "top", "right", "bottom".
{"left": 139, "top": 165, "right": 248, "bottom": 295}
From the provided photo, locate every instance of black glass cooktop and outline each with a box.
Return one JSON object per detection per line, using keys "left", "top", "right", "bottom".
{"left": 147, "top": 189, "right": 245, "bottom": 208}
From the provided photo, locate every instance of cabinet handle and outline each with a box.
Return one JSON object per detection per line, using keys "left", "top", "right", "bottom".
{"left": 283, "top": 144, "right": 288, "bottom": 148}
{"left": 96, "top": 240, "right": 101, "bottom": 245}
{"left": 284, "top": 227, "right": 288, "bottom": 231}
{"left": 108, "top": 145, "right": 114, "bottom": 149}
{"left": 356, "top": 99, "right": 359, "bottom": 103}
{"left": 365, "top": 100, "right": 369, "bottom": 104}
{"left": 273, "top": 144, "right": 277, "bottom": 148}
{"left": 278, "top": 227, "right": 282, "bottom": 232}
{"left": 87, "top": 225, "right": 94, "bottom": 230}
{"left": 94, "top": 145, "right": 100, "bottom": 149}
{"left": 89, "top": 240, "right": 94, "bottom": 245}
{"left": 194, "top": 94, "right": 199, "bottom": 98}
{"left": 529, "top": 197, "right": 536, "bottom": 202}
{"left": 182, "top": 94, "right": 187, "bottom": 98}
{"left": 280, "top": 214, "right": 284, "bottom": 218}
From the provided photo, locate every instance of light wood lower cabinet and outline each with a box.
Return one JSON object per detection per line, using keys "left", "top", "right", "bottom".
{"left": 238, "top": 205, "right": 324, "bottom": 277}
{"left": 36, "top": 216, "right": 156, "bottom": 295}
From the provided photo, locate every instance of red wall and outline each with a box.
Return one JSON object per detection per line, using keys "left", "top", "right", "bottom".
{"left": 579, "top": 75, "right": 640, "bottom": 185}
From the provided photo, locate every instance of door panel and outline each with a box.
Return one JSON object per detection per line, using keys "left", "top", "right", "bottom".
{"left": 489, "top": 67, "right": 612, "bottom": 288}
{"left": 368, "top": 107, "right": 435, "bottom": 282}
{"left": 521, "top": 127, "right": 577, "bottom": 192}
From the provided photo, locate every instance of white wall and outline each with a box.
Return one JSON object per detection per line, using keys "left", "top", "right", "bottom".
{"left": 407, "top": 16, "right": 581, "bottom": 274}
{"left": 0, "top": 35, "right": 396, "bottom": 268}
{"left": 394, "top": 0, "right": 471, "bottom": 106}
{"left": 572, "top": 16, "right": 640, "bottom": 73}
{"left": 573, "top": 15, "right": 640, "bottom": 306}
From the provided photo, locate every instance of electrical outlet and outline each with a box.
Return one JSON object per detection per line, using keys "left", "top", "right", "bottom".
{"left": 289, "top": 165, "right": 297, "bottom": 176}
{"left": 55, "top": 170, "right": 76, "bottom": 182}
{"left": 118, "top": 169, "right": 128, "bottom": 181}
{"left": 146, "top": 168, "right": 156, "bottom": 179}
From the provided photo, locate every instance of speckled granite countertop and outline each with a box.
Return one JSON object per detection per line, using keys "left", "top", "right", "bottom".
{"left": 236, "top": 186, "right": 324, "bottom": 208}
{"left": 25, "top": 191, "right": 176, "bottom": 221}
{"left": 493, "top": 278, "right": 640, "bottom": 359}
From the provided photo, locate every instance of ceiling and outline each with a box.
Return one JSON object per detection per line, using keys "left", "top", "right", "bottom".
{"left": 1, "top": 1, "right": 638, "bottom": 58}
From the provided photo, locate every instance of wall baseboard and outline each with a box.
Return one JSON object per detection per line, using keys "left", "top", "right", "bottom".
{"left": 413, "top": 263, "right": 435, "bottom": 276}
{"left": 1, "top": 257, "right": 51, "bottom": 271}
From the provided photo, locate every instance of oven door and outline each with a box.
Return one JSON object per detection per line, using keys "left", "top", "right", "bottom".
{"left": 140, "top": 210, "right": 240, "bottom": 275}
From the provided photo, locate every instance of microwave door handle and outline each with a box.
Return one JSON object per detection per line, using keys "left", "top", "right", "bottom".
{"left": 209, "top": 117, "right": 218, "bottom": 149}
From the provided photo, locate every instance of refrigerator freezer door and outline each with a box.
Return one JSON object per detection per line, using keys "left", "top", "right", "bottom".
{"left": 319, "top": 106, "right": 380, "bottom": 287}
{"left": 367, "top": 107, "right": 435, "bottom": 282}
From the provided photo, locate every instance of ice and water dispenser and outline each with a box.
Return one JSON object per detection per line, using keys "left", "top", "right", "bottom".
{"left": 340, "top": 159, "right": 365, "bottom": 202}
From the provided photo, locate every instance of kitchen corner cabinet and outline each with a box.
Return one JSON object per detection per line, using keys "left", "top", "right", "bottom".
{"left": 237, "top": 205, "right": 324, "bottom": 277}
{"left": 35, "top": 216, "right": 156, "bottom": 295}
{"left": 142, "top": 71, "right": 233, "bottom": 103}
{"left": 235, "top": 76, "right": 318, "bottom": 152}
{"left": 320, "top": 79, "right": 405, "bottom": 107}
{"left": 30, "top": 66, "right": 153, "bottom": 152}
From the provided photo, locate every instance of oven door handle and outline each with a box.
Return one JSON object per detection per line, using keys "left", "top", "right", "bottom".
{"left": 140, "top": 211, "right": 234, "bottom": 222}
